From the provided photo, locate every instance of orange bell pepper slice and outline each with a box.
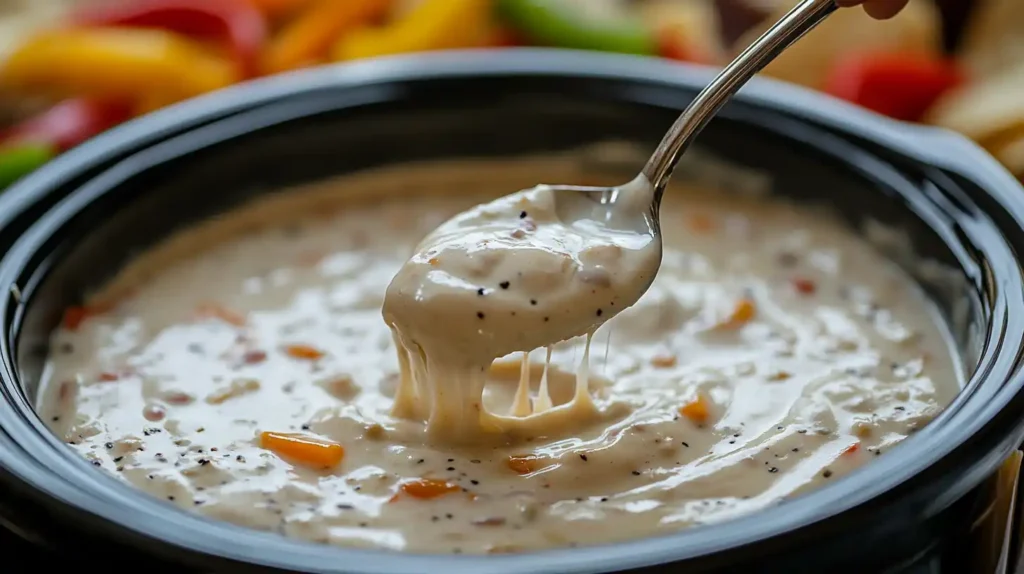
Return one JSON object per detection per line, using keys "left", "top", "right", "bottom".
{"left": 260, "top": 0, "right": 393, "bottom": 74}
{"left": 260, "top": 431, "right": 344, "bottom": 468}
{"left": 1, "top": 27, "right": 239, "bottom": 105}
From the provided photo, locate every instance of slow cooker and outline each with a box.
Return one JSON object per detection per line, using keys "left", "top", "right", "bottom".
{"left": 0, "top": 49, "right": 1022, "bottom": 573}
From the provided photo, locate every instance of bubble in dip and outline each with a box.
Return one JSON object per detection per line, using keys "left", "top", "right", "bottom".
{"left": 383, "top": 179, "right": 661, "bottom": 443}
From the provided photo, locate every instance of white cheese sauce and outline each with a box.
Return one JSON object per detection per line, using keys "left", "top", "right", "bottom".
{"left": 384, "top": 175, "right": 660, "bottom": 442}
{"left": 37, "top": 155, "right": 960, "bottom": 555}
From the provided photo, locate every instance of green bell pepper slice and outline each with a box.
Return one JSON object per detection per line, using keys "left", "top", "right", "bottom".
{"left": 496, "top": 0, "right": 655, "bottom": 55}
{"left": 0, "top": 142, "right": 55, "bottom": 189}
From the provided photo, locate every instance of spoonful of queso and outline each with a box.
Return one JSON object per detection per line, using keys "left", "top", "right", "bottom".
{"left": 383, "top": 0, "right": 838, "bottom": 442}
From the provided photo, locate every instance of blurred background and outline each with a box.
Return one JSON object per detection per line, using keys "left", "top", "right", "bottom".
{"left": 0, "top": 0, "right": 1019, "bottom": 189}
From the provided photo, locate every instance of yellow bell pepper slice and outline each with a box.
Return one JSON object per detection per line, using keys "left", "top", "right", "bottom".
{"left": 260, "top": 0, "right": 393, "bottom": 74}
{"left": 331, "top": 0, "right": 497, "bottom": 61}
{"left": 1, "top": 27, "right": 239, "bottom": 105}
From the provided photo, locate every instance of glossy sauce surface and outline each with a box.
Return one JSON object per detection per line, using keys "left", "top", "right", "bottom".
{"left": 384, "top": 175, "right": 660, "bottom": 442}
{"left": 38, "top": 156, "right": 960, "bottom": 554}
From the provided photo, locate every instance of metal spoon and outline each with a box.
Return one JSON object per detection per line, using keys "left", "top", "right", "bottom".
{"left": 553, "top": 0, "right": 838, "bottom": 233}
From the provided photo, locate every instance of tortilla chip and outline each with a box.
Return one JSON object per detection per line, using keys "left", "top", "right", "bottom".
{"left": 731, "top": 0, "right": 941, "bottom": 88}
{"left": 958, "top": 0, "right": 1024, "bottom": 79}
{"left": 925, "top": 62, "right": 1024, "bottom": 148}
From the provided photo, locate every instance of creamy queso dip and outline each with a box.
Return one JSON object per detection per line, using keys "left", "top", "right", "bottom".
{"left": 384, "top": 175, "right": 660, "bottom": 442}
{"left": 38, "top": 155, "right": 960, "bottom": 555}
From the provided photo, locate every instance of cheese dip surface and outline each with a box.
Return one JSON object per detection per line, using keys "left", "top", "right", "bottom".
{"left": 38, "top": 156, "right": 960, "bottom": 555}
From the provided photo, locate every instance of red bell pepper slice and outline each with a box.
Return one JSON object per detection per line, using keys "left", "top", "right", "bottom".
{"left": 823, "top": 52, "right": 966, "bottom": 122}
{"left": 0, "top": 99, "right": 132, "bottom": 153}
{"left": 73, "top": 0, "right": 267, "bottom": 78}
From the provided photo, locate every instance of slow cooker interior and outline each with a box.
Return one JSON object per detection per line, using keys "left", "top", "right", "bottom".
{"left": 13, "top": 88, "right": 988, "bottom": 399}
{"left": 0, "top": 71, "right": 1010, "bottom": 573}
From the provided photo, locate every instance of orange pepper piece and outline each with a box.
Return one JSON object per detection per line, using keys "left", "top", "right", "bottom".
{"left": 260, "top": 0, "right": 393, "bottom": 74}
{"left": 397, "top": 478, "right": 461, "bottom": 500}
{"left": 720, "top": 298, "right": 756, "bottom": 329}
{"left": 259, "top": 431, "right": 344, "bottom": 468}
{"left": 678, "top": 394, "right": 711, "bottom": 424}
{"left": 284, "top": 344, "right": 324, "bottom": 360}
{"left": 842, "top": 442, "right": 860, "bottom": 456}
{"left": 195, "top": 303, "right": 247, "bottom": 327}
{"left": 62, "top": 300, "right": 116, "bottom": 331}
{"left": 506, "top": 454, "right": 538, "bottom": 475}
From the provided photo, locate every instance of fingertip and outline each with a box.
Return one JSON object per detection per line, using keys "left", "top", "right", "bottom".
{"left": 863, "top": 0, "right": 910, "bottom": 20}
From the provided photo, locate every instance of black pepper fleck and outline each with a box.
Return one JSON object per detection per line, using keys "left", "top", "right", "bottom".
{"left": 768, "top": 467, "right": 778, "bottom": 473}
{"left": 477, "top": 288, "right": 485, "bottom": 296}
{"left": 499, "top": 281, "right": 510, "bottom": 289}
{"left": 596, "top": 309, "right": 603, "bottom": 317}
{"left": 477, "top": 312, "right": 485, "bottom": 319}
{"left": 631, "top": 470, "right": 641, "bottom": 476}
{"left": 579, "top": 454, "right": 588, "bottom": 461}
{"left": 519, "top": 211, "right": 527, "bottom": 219}
{"left": 823, "top": 469, "right": 833, "bottom": 478}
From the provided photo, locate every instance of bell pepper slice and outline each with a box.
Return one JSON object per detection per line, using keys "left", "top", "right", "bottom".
{"left": 823, "top": 52, "right": 965, "bottom": 122}
{"left": 73, "top": 0, "right": 267, "bottom": 78}
{"left": 1, "top": 28, "right": 240, "bottom": 105}
{"left": 0, "top": 99, "right": 132, "bottom": 152}
{"left": 261, "top": 0, "right": 393, "bottom": 74}
{"left": 0, "top": 142, "right": 55, "bottom": 189}
{"left": 332, "top": 0, "right": 499, "bottom": 61}
{"left": 495, "top": 0, "right": 655, "bottom": 55}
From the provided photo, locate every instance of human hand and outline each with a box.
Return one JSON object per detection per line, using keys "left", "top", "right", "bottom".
{"left": 836, "top": 0, "right": 911, "bottom": 20}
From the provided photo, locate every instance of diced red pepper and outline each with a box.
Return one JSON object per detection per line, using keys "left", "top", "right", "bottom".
{"left": 73, "top": 0, "right": 267, "bottom": 78}
{"left": 0, "top": 99, "right": 132, "bottom": 152}
{"left": 823, "top": 52, "right": 965, "bottom": 122}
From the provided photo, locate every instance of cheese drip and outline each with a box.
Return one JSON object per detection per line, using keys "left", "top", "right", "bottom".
{"left": 383, "top": 180, "right": 659, "bottom": 443}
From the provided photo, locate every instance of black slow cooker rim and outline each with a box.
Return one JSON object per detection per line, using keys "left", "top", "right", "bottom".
{"left": 0, "top": 49, "right": 1022, "bottom": 573}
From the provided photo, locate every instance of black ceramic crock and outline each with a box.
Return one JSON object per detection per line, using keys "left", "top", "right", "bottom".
{"left": 0, "top": 49, "right": 1023, "bottom": 574}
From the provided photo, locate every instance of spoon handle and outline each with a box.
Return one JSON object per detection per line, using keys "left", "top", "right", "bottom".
{"left": 641, "top": 0, "right": 838, "bottom": 195}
